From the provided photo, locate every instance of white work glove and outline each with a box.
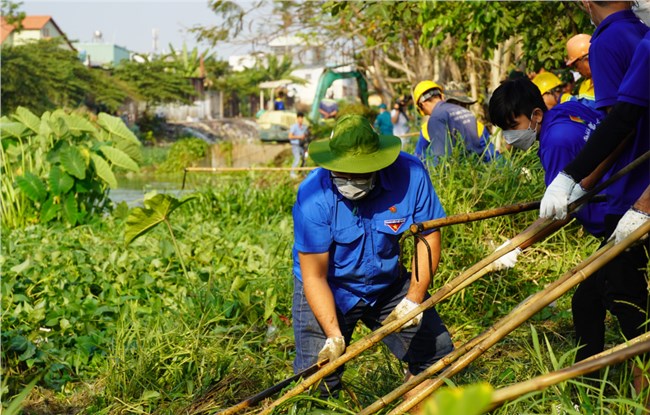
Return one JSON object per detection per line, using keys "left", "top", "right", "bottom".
{"left": 540, "top": 172, "right": 578, "bottom": 220}
{"left": 492, "top": 240, "right": 522, "bottom": 271}
{"left": 382, "top": 298, "right": 422, "bottom": 330}
{"left": 317, "top": 336, "right": 346, "bottom": 363}
{"left": 608, "top": 208, "right": 650, "bottom": 245}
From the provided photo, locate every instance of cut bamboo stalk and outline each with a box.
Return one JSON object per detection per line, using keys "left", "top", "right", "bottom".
{"left": 488, "top": 334, "right": 650, "bottom": 411}
{"left": 409, "top": 201, "right": 541, "bottom": 233}
{"left": 386, "top": 220, "right": 650, "bottom": 414}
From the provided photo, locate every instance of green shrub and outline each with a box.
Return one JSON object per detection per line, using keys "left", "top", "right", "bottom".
{"left": 158, "top": 137, "right": 209, "bottom": 172}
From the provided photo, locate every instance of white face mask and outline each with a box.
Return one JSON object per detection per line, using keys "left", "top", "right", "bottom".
{"left": 332, "top": 173, "right": 376, "bottom": 200}
{"left": 502, "top": 112, "right": 539, "bottom": 150}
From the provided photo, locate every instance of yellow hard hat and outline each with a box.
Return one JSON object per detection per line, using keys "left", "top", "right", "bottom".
{"left": 532, "top": 72, "right": 562, "bottom": 95}
{"left": 413, "top": 80, "right": 443, "bottom": 115}
{"left": 566, "top": 34, "right": 591, "bottom": 66}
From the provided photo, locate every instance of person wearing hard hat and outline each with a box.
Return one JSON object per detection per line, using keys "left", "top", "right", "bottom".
{"left": 566, "top": 34, "right": 598, "bottom": 109}
{"left": 414, "top": 87, "right": 500, "bottom": 164}
{"left": 412, "top": 80, "right": 496, "bottom": 167}
{"left": 531, "top": 72, "right": 572, "bottom": 110}
{"left": 291, "top": 114, "right": 453, "bottom": 399}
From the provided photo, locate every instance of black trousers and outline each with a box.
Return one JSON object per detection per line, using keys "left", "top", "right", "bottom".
{"left": 572, "top": 214, "right": 650, "bottom": 362}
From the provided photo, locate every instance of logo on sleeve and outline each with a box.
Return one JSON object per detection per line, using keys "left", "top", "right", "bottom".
{"left": 384, "top": 218, "right": 406, "bottom": 233}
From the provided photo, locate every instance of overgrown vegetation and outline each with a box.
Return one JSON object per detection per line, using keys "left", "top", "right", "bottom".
{"left": 3, "top": 140, "right": 645, "bottom": 414}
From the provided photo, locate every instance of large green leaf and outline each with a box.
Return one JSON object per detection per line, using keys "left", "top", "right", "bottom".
{"left": 40, "top": 196, "right": 60, "bottom": 223}
{"left": 99, "top": 146, "right": 140, "bottom": 172}
{"left": 62, "top": 194, "right": 78, "bottom": 226}
{"left": 423, "top": 383, "right": 493, "bottom": 415}
{"left": 13, "top": 106, "right": 41, "bottom": 134}
{"left": 90, "top": 153, "right": 118, "bottom": 188}
{"left": 49, "top": 166, "right": 75, "bottom": 195}
{"left": 114, "top": 139, "right": 143, "bottom": 165}
{"left": 97, "top": 113, "right": 140, "bottom": 145}
{"left": 15, "top": 172, "right": 47, "bottom": 202}
{"left": 60, "top": 146, "right": 87, "bottom": 180}
{"left": 125, "top": 193, "right": 197, "bottom": 245}
{"left": 48, "top": 112, "right": 69, "bottom": 138}
{"left": 64, "top": 113, "right": 97, "bottom": 136}
{"left": 0, "top": 121, "right": 27, "bottom": 139}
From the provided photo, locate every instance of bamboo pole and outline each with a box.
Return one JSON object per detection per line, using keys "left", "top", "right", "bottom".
{"left": 258, "top": 218, "right": 558, "bottom": 415}
{"left": 185, "top": 167, "right": 317, "bottom": 172}
{"left": 386, "top": 220, "right": 650, "bottom": 414}
{"left": 410, "top": 200, "right": 541, "bottom": 233}
{"left": 488, "top": 334, "right": 650, "bottom": 411}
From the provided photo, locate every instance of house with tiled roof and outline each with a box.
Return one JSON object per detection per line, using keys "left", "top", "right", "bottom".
{"left": 1, "top": 15, "right": 75, "bottom": 51}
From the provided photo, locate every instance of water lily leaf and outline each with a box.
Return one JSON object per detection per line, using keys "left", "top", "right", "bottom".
{"left": 90, "top": 153, "right": 117, "bottom": 188}
{"left": 125, "top": 193, "right": 197, "bottom": 245}
{"left": 99, "top": 146, "right": 140, "bottom": 172}
{"left": 62, "top": 194, "right": 78, "bottom": 226}
{"left": 16, "top": 172, "right": 47, "bottom": 202}
{"left": 49, "top": 166, "right": 75, "bottom": 195}
{"left": 60, "top": 145, "right": 86, "bottom": 180}
{"left": 13, "top": 106, "right": 41, "bottom": 134}
{"left": 97, "top": 113, "right": 140, "bottom": 145}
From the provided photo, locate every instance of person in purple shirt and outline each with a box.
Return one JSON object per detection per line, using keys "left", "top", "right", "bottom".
{"left": 542, "top": 26, "right": 650, "bottom": 391}
{"left": 292, "top": 115, "right": 453, "bottom": 397}
{"left": 538, "top": 1, "right": 649, "bottom": 395}
{"left": 488, "top": 77, "right": 608, "bottom": 239}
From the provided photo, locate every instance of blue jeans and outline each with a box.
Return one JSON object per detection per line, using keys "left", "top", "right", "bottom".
{"left": 291, "top": 145, "right": 305, "bottom": 178}
{"left": 292, "top": 276, "right": 454, "bottom": 395}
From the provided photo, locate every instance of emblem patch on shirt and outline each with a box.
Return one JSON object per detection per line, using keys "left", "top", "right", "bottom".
{"left": 384, "top": 218, "right": 406, "bottom": 233}
{"left": 569, "top": 115, "right": 585, "bottom": 124}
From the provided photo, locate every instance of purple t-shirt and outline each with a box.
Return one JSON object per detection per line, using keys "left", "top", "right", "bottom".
{"left": 539, "top": 101, "right": 607, "bottom": 236}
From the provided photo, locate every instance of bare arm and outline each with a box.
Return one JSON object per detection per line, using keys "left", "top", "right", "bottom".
{"left": 299, "top": 251, "right": 342, "bottom": 338}
{"left": 633, "top": 185, "right": 650, "bottom": 214}
{"left": 408, "top": 230, "right": 440, "bottom": 303}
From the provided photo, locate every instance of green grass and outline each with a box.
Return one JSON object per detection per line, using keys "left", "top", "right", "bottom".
{"left": 2, "top": 146, "right": 647, "bottom": 414}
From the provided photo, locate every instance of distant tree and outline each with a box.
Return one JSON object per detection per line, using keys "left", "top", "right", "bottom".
{"left": 1, "top": 0, "right": 26, "bottom": 30}
{"left": 113, "top": 55, "right": 197, "bottom": 111}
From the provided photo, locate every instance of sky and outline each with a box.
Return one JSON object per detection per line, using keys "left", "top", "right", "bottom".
{"left": 21, "top": 0, "right": 265, "bottom": 59}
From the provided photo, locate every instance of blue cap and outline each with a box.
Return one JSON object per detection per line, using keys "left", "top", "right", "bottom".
{"left": 378, "top": 103, "right": 387, "bottom": 109}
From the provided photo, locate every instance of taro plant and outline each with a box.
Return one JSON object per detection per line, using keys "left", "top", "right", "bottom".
{"left": 0, "top": 106, "right": 142, "bottom": 228}
{"left": 125, "top": 192, "right": 198, "bottom": 276}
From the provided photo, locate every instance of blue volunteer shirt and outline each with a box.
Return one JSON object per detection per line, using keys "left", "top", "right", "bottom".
{"left": 289, "top": 122, "right": 308, "bottom": 147}
{"left": 539, "top": 101, "right": 608, "bottom": 236}
{"left": 590, "top": 9, "right": 649, "bottom": 110}
{"left": 292, "top": 152, "right": 445, "bottom": 314}
{"left": 607, "top": 31, "right": 650, "bottom": 216}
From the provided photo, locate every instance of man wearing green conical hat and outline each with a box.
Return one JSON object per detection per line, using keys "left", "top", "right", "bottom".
{"left": 291, "top": 114, "right": 454, "bottom": 397}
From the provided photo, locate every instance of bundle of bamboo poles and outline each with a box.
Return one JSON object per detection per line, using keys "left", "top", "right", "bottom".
{"left": 375, "top": 220, "right": 650, "bottom": 414}
{"left": 216, "top": 152, "right": 649, "bottom": 414}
